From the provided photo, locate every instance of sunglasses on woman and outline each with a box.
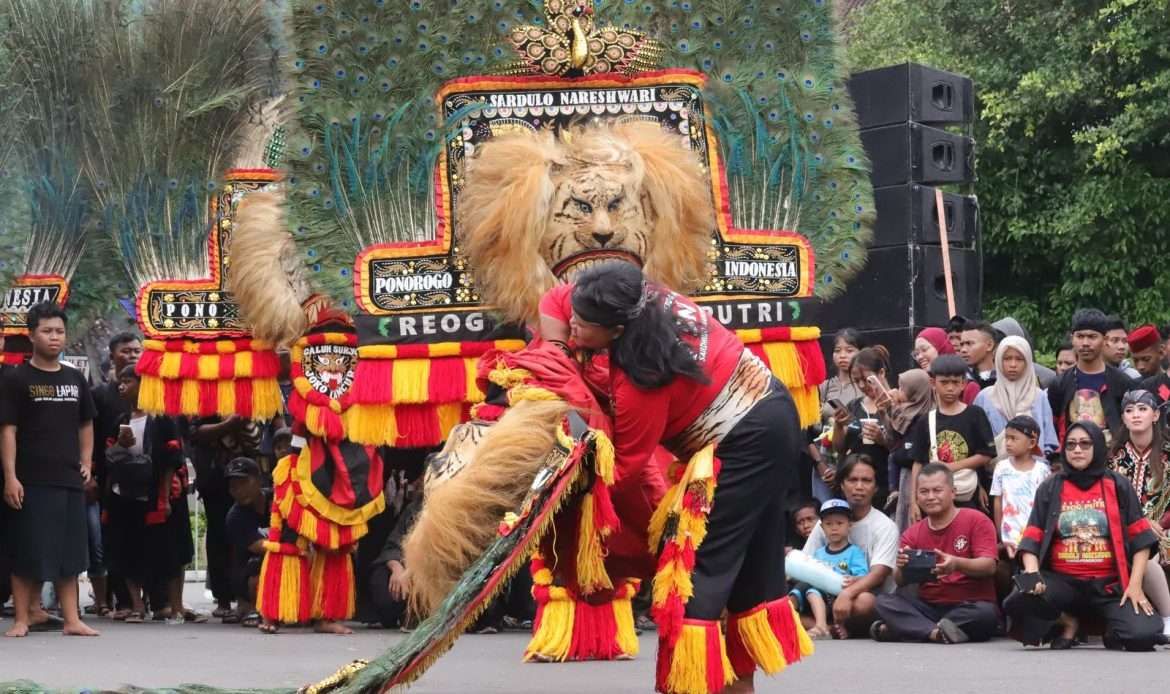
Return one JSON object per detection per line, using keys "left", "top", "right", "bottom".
{"left": 1065, "top": 439, "right": 1094, "bottom": 451}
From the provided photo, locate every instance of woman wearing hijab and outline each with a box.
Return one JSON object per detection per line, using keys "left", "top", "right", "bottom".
{"left": 974, "top": 336, "right": 1059, "bottom": 459}
{"left": 567, "top": 262, "right": 808, "bottom": 693}
{"left": 885, "top": 369, "right": 935, "bottom": 530}
{"left": 914, "top": 328, "right": 980, "bottom": 404}
{"left": 1004, "top": 421, "right": 1162, "bottom": 651}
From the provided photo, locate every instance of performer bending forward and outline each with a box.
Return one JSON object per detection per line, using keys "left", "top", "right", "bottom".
{"left": 566, "top": 262, "right": 808, "bottom": 694}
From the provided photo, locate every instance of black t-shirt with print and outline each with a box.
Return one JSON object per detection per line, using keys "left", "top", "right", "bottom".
{"left": 908, "top": 404, "right": 996, "bottom": 467}
{"left": 1141, "top": 372, "right": 1170, "bottom": 405}
{"left": 0, "top": 362, "right": 97, "bottom": 489}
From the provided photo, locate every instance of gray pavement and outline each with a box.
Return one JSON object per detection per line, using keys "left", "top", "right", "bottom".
{"left": 2, "top": 608, "right": 1167, "bottom": 693}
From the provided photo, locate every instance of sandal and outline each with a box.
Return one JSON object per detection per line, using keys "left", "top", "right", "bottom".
{"left": 869, "top": 620, "right": 895, "bottom": 643}
{"left": 221, "top": 611, "right": 242, "bottom": 624}
{"left": 258, "top": 622, "right": 280, "bottom": 634}
{"left": 1050, "top": 637, "right": 1077, "bottom": 650}
{"left": 111, "top": 609, "right": 131, "bottom": 621}
{"left": 212, "top": 606, "right": 234, "bottom": 619}
{"left": 97, "top": 606, "right": 114, "bottom": 618}
{"left": 241, "top": 612, "right": 261, "bottom": 628}
{"left": 124, "top": 611, "right": 146, "bottom": 624}
{"left": 183, "top": 609, "right": 209, "bottom": 624}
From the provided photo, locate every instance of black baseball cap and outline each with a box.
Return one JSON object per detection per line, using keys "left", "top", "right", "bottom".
{"left": 225, "top": 457, "right": 261, "bottom": 480}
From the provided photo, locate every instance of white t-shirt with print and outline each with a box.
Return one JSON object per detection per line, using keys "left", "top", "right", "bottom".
{"left": 803, "top": 506, "right": 898, "bottom": 593}
{"left": 989, "top": 457, "right": 1051, "bottom": 546}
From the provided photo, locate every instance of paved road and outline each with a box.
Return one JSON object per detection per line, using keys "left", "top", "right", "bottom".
{"left": 1, "top": 614, "right": 1167, "bottom": 693}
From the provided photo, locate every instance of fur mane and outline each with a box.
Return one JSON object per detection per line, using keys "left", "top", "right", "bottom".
{"left": 228, "top": 190, "right": 313, "bottom": 346}
{"left": 458, "top": 122, "right": 714, "bottom": 326}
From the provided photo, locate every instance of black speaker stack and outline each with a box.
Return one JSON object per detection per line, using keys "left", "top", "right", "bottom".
{"left": 801, "top": 63, "right": 981, "bottom": 374}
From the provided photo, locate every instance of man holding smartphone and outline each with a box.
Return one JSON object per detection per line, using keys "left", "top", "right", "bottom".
{"left": 0, "top": 303, "right": 99, "bottom": 638}
{"left": 870, "top": 463, "right": 999, "bottom": 644}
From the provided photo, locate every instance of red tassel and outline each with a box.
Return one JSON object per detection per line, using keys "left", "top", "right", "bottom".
{"left": 395, "top": 404, "right": 441, "bottom": 447}
{"left": 198, "top": 380, "right": 217, "bottom": 417}
{"left": 655, "top": 641, "right": 674, "bottom": 693}
{"left": 314, "top": 551, "right": 355, "bottom": 621}
{"left": 428, "top": 357, "right": 468, "bottom": 403}
{"left": 704, "top": 621, "right": 727, "bottom": 693}
{"left": 349, "top": 359, "right": 394, "bottom": 405}
{"left": 218, "top": 353, "right": 236, "bottom": 380}
{"left": 366, "top": 446, "right": 384, "bottom": 499}
{"left": 591, "top": 481, "right": 620, "bottom": 534}
{"left": 178, "top": 353, "right": 199, "bottom": 379}
{"left": 568, "top": 599, "right": 621, "bottom": 660}
{"left": 795, "top": 340, "right": 827, "bottom": 385}
{"left": 235, "top": 379, "right": 254, "bottom": 419}
{"left": 252, "top": 350, "right": 281, "bottom": 378}
{"left": 136, "top": 350, "right": 163, "bottom": 375}
{"left": 768, "top": 598, "right": 801, "bottom": 664}
{"left": 163, "top": 380, "right": 182, "bottom": 414}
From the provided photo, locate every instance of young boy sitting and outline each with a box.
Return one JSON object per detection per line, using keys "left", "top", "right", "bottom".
{"left": 789, "top": 498, "right": 870, "bottom": 639}
{"left": 990, "top": 415, "right": 1051, "bottom": 560}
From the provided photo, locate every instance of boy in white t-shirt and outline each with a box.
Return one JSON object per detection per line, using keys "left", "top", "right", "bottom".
{"left": 990, "top": 415, "right": 1051, "bottom": 558}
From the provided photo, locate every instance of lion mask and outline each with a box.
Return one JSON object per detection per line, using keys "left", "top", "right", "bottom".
{"left": 458, "top": 121, "right": 715, "bottom": 325}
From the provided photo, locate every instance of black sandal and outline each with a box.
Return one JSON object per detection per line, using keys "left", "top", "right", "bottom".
{"left": 1050, "top": 637, "right": 1077, "bottom": 650}
{"left": 869, "top": 620, "right": 895, "bottom": 642}
{"left": 241, "top": 612, "right": 261, "bottom": 628}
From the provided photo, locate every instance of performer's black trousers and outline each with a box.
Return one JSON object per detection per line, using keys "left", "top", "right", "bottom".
{"left": 875, "top": 591, "right": 999, "bottom": 642}
{"left": 685, "top": 382, "right": 799, "bottom": 619}
{"left": 1003, "top": 571, "right": 1162, "bottom": 650}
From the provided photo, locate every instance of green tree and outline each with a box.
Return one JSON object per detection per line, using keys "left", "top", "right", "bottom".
{"left": 847, "top": 0, "right": 1170, "bottom": 352}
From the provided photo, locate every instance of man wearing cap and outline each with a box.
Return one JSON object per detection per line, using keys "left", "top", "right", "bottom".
{"left": 1137, "top": 326, "right": 1170, "bottom": 404}
{"left": 1128, "top": 325, "right": 1164, "bottom": 381}
{"left": 872, "top": 463, "right": 999, "bottom": 644}
{"left": 224, "top": 457, "right": 270, "bottom": 628}
{"left": 802, "top": 455, "right": 898, "bottom": 638}
{"left": 1049, "top": 308, "right": 1138, "bottom": 443}
{"left": 789, "top": 499, "right": 869, "bottom": 639}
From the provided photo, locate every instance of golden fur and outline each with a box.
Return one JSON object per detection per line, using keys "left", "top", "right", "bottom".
{"left": 228, "top": 190, "right": 312, "bottom": 346}
{"left": 458, "top": 121, "right": 715, "bottom": 325}
{"left": 403, "top": 399, "right": 570, "bottom": 616}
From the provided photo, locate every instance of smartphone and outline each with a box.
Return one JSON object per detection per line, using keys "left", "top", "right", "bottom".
{"left": 1013, "top": 572, "right": 1042, "bottom": 594}
{"left": 119, "top": 424, "right": 133, "bottom": 436}
{"left": 827, "top": 398, "right": 846, "bottom": 412}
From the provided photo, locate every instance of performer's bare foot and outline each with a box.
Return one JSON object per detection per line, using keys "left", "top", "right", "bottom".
{"left": 727, "top": 675, "right": 754, "bottom": 693}
{"left": 314, "top": 620, "right": 353, "bottom": 635}
{"left": 63, "top": 620, "right": 100, "bottom": 637}
{"left": 5, "top": 622, "right": 29, "bottom": 638}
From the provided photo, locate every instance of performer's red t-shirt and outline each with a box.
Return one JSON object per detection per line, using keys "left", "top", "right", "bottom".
{"left": 1049, "top": 481, "right": 1117, "bottom": 580}
{"left": 900, "top": 508, "right": 998, "bottom": 605}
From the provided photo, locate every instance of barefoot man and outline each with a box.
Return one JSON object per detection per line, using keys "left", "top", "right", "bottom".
{"left": 1, "top": 302, "right": 99, "bottom": 637}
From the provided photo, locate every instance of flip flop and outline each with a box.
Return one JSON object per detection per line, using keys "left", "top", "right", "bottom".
{"left": 124, "top": 612, "right": 146, "bottom": 624}
{"left": 258, "top": 622, "right": 280, "bottom": 634}
{"left": 183, "top": 609, "right": 209, "bottom": 624}
{"left": 241, "top": 612, "right": 261, "bottom": 628}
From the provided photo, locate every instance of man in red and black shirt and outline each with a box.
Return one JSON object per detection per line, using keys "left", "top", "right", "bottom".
{"left": 872, "top": 463, "right": 999, "bottom": 643}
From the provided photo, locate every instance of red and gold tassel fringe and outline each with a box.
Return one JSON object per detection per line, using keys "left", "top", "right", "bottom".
{"left": 648, "top": 445, "right": 719, "bottom": 648}
{"left": 137, "top": 338, "right": 282, "bottom": 420}
{"left": 526, "top": 555, "right": 640, "bottom": 663}
{"left": 574, "top": 431, "right": 620, "bottom": 594}
{"left": 737, "top": 327, "right": 825, "bottom": 428}
{"left": 656, "top": 619, "right": 735, "bottom": 694}
{"left": 256, "top": 543, "right": 312, "bottom": 624}
{"left": 310, "top": 549, "right": 356, "bottom": 621}
{"left": 726, "top": 598, "right": 814, "bottom": 678}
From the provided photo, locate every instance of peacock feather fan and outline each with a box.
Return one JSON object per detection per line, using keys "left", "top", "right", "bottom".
{"left": 79, "top": 0, "right": 278, "bottom": 290}
{"left": 285, "top": 0, "right": 871, "bottom": 303}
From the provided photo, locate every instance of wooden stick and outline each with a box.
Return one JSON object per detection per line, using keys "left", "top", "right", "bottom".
{"left": 934, "top": 188, "right": 957, "bottom": 318}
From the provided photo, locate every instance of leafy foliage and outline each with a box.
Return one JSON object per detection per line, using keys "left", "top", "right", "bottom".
{"left": 848, "top": 0, "right": 1170, "bottom": 352}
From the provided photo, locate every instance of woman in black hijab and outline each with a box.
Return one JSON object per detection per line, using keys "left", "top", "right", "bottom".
{"left": 1004, "top": 421, "right": 1163, "bottom": 650}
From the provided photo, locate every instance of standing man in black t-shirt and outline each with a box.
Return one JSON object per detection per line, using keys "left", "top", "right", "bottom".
{"left": 1048, "top": 309, "right": 1137, "bottom": 444}
{"left": 0, "top": 303, "right": 99, "bottom": 637}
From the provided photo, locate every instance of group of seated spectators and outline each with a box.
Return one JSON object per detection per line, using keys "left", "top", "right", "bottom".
{"left": 793, "top": 307, "right": 1170, "bottom": 651}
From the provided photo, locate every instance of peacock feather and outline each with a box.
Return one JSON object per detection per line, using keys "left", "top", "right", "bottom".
{"left": 285, "top": 0, "right": 871, "bottom": 303}
{"left": 78, "top": 0, "right": 278, "bottom": 290}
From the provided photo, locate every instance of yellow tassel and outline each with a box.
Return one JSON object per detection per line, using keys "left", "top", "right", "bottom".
{"left": 592, "top": 431, "right": 615, "bottom": 485}
{"left": 790, "top": 327, "right": 821, "bottom": 341}
{"left": 137, "top": 376, "right": 165, "bottom": 414}
{"left": 735, "top": 608, "right": 785, "bottom": 674}
{"left": 180, "top": 380, "right": 200, "bottom": 415}
{"left": 344, "top": 404, "right": 397, "bottom": 446}
{"left": 253, "top": 380, "right": 284, "bottom": 421}
{"left": 575, "top": 494, "right": 613, "bottom": 593}
{"left": 216, "top": 379, "right": 237, "bottom": 417}
{"left": 436, "top": 402, "right": 464, "bottom": 440}
{"left": 309, "top": 551, "right": 326, "bottom": 620}
{"left": 488, "top": 365, "right": 533, "bottom": 390}
{"left": 159, "top": 352, "right": 182, "bottom": 379}
{"left": 736, "top": 328, "right": 763, "bottom": 344}
{"left": 524, "top": 588, "right": 574, "bottom": 662}
{"left": 299, "top": 508, "right": 319, "bottom": 543}
{"left": 427, "top": 342, "right": 462, "bottom": 357}
{"left": 255, "top": 552, "right": 309, "bottom": 624}
{"left": 357, "top": 344, "right": 398, "bottom": 359}
{"left": 791, "top": 386, "right": 821, "bottom": 430}
{"left": 197, "top": 355, "right": 219, "bottom": 381}
{"left": 666, "top": 623, "right": 735, "bottom": 694}
{"left": 392, "top": 359, "right": 431, "bottom": 403}
{"left": 794, "top": 603, "right": 815, "bottom": 657}
{"left": 235, "top": 351, "right": 254, "bottom": 378}
{"left": 613, "top": 593, "right": 640, "bottom": 657}
{"left": 762, "top": 342, "right": 804, "bottom": 389}
{"left": 508, "top": 384, "right": 561, "bottom": 404}
{"left": 465, "top": 358, "right": 484, "bottom": 401}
